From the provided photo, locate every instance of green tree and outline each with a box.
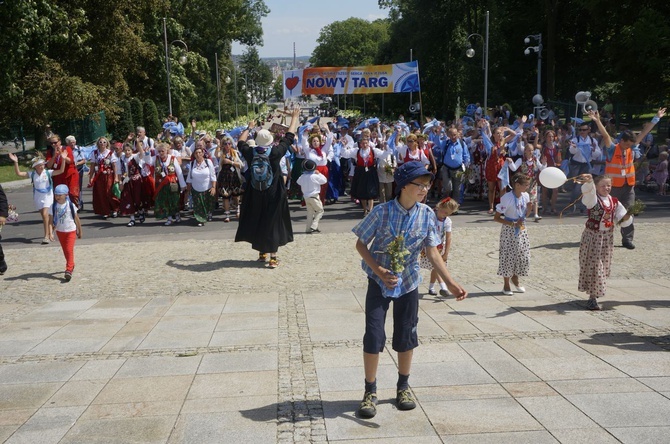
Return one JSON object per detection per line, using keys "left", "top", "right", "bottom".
{"left": 130, "top": 98, "right": 144, "bottom": 131}
{"left": 311, "top": 18, "right": 389, "bottom": 67}
{"left": 273, "top": 74, "right": 284, "bottom": 100}
{"left": 114, "top": 100, "right": 134, "bottom": 140}
{"left": 143, "top": 99, "right": 162, "bottom": 138}
{"left": 239, "top": 47, "right": 273, "bottom": 105}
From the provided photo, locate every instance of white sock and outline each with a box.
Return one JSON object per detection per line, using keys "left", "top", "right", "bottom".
{"left": 429, "top": 283, "right": 436, "bottom": 291}
{"left": 439, "top": 282, "right": 447, "bottom": 290}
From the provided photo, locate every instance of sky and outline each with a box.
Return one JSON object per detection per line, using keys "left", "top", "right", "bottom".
{"left": 231, "top": 0, "right": 389, "bottom": 58}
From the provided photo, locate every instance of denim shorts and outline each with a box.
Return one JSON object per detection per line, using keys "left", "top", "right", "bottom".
{"left": 363, "top": 278, "right": 419, "bottom": 353}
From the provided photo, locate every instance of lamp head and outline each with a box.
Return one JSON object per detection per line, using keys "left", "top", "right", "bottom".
{"left": 466, "top": 48, "right": 475, "bottom": 58}
{"left": 524, "top": 48, "right": 531, "bottom": 56}
{"left": 224, "top": 76, "right": 231, "bottom": 84}
{"left": 524, "top": 37, "right": 530, "bottom": 45}
{"left": 178, "top": 54, "right": 187, "bottom": 65}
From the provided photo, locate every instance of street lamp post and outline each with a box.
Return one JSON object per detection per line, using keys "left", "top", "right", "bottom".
{"left": 465, "top": 10, "right": 489, "bottom": 113}
{"left": 163, "top": 17, "right": 188, "bottom": 116}
{"left": 524, "top": 33, "right": 543, "bottom": 97}
{"left": 215, "top": 54, "right": 233, "bottom": 123}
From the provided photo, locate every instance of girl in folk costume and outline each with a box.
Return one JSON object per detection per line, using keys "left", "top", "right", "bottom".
{"left": 419, "top": 197, "right": 459, "bottom": 296}
{"left": 342, "top": 135, "right": 386, "bottom": 216}
{"left": 139, "top": 139, "right": 157, "bottom": 211}
{"left": 88, "top": 137, "right": 120, "bottom": 219}
{"left": 507, "top": 143, "right": 546, "bottom": 222}
{"left": 539, "top": 130, "right": 562, "bottom": 214}
{"left": 8, "top": 152, "right": 66, "bottom": 244}
{"left": 303, "top": 129, "right": 332, "bottom": 204}
{"left": 416, "top": 133, "right": 438, "bottom": 174}
{"left": 481, "top": 119, "right": 519, "bottom": 214}
{"left": 153, "top": 143, "right": 187, "bottom": 225}
{"left": 396, "top": 133, "right": 431, "bottom": 167}
{"left": 118, "top": 142, "right": 146, "bottom": 226}
{"left": 494, "top": 173, "right": 532, "bottom": 296}
{"left": 187, "top": 145, "right": 217, "bottom": 226}
{"left": 577, "top": 174, "right": 632, "bottom": 310}
{"left": 217, "top": 136, "right": 244, "bottom": 222}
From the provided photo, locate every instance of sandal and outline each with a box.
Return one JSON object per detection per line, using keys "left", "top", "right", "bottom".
{"left": 487, "top": 209, "right": 494, "bottom": 214}
{"left": 224, "top": 217, "right": 230, "bottom": 223}
{"left": 127, "top": 220, "right": 136, "bottom": 227}
{"left": 267, "top": 257, "right": 279, "bottom": 269}
{"left": 257, "top": 253, "right": 267, "bottom": 262}
{"left": 139, "top": 213, "right": 146, "bottom": 223}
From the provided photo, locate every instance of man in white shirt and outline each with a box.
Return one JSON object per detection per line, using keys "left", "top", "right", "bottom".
{"left": 135, "top": 126, "right": 154, "bottom": 152}
{"left": 569, "top": 122, "right": 602, "bottom": 212}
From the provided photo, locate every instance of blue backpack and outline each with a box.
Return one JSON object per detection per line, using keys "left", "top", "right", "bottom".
{"left": 250, "top": 151, "right": 273, "bottom": 191}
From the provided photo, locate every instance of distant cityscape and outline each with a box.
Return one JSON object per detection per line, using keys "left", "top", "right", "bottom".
{"left": 232, "top": 55, "right": 311, "bottom": 79}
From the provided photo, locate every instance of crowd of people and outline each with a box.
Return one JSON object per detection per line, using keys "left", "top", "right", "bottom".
{"left": 0, "top": 101, "right": 667, "bottom": 423}
{"left": 2, "top": 104, "right": 667, "bottom": 275}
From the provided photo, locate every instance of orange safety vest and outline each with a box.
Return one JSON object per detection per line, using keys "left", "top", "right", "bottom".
{"left": 605, "top": 144, "right": 635, "bottom": 187}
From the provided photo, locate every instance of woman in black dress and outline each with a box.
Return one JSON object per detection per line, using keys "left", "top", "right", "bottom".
{"left": 235, "top": 106, "right": 301, "bottom": 269}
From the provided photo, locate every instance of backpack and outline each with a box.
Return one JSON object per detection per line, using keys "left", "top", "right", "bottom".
{"left": 250, "top": 150, "right": 273, "bottom": 191}
{"left": 51, "top": 199, "right": 76, "bottom": 227}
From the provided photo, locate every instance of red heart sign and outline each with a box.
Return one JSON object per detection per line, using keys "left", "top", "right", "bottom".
{"left": 285, "top": 76, "right": 300, "bottom": 91}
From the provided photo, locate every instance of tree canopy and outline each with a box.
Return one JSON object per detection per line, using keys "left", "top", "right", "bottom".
{"left": 0, "top": 0, "right": 270, "bottom": 129}
{"left": 310, "top": 0, "right": 670, "bottom": 119}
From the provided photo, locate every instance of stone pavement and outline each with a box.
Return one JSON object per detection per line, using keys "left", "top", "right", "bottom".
{"left": 0, "top": 222, "right": 669, "bottom": 443}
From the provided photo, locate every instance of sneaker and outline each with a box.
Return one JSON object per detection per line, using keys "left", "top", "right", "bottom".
{"left": 164, "top": 219, "right": 173, "bottom": 226}
{"left": 257, "top": 253, "right": 267, "bottom": 262}
{"left": 309, "top": 228, "right": 321, "bottom": 233}
{"left": 41, "top": 237, "right": 50, "bottom": 245}
{"left": 64, "top": 271, "right": 72, "bottom": 282}
{"left": 197, "top": 222, "right": 204, "bottom": 227}
{"left": 534, "top": 215, "right": 542, "bottom": 222}
{"left": 175, "top": 214, "right": 181, "bottom": 223}
{"left": 439, "top": 289, "right": 449, "bottom": 297}
{"left": 111, "top": 211, "right": 118, "bottom": 218}
{"left": 357, "top": 392, "right": 378, "bottom": 419}
{"left": 267, "top": 257, "right": 279, "bottom": 269}
{"left": 0, "top": 259, "right": 7, "bottom": 275}
{"left": 127, "top": 220, "right": 136, "bottom": 227}
{"left": 428, "top": 288, "right": 437, "bottom": 295}
{"left": 502, "top": 288, "right": 514, "bottom": 296}
{"left": 396, "top": 388, "right": 416, "bottom": 411}
{"left": 514, "top": 286, "right": 526, "bottom": 293}
{"left": 586, "top": 298, "right": 601, "bottom": 311}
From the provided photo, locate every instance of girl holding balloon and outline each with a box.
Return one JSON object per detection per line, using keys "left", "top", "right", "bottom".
{"left": 575, "top": 173, "right": 632, "bottom": 310}
{"left": 494, "top": 173, "right": 532, "bottom": 295}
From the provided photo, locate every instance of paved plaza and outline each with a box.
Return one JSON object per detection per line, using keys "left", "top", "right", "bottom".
{"left": 0, "top": 192, "right": 669, "bottom": 443}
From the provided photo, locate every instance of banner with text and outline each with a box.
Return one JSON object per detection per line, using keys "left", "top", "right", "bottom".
{"left": 283, "top": 61, "right": 420, "bottom": 99}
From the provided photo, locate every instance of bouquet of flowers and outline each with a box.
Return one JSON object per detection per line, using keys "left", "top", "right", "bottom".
{"left": 386, "top": 235, "right": 411, "bottom": 273}
{"left": 616, "top": 199, "right": 645, "bottom": 226}
{"left": 455, "top": 165, "right": 476, "bottom": 184}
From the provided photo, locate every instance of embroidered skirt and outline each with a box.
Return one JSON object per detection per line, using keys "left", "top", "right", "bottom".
{"left": 192, "top": 189, "right": 214, "bottom": 223}
{"left": 497, "top": 225, "right": 530, "bottom": 277}
{"left": 578, "top": 228, "right": 613, "bottom": 298}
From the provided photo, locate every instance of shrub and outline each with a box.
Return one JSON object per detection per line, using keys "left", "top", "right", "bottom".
{"left": 130, "top": 98, "right": 143, "bottom": 131}
{"left": 143, "top": 99, "right": 162, "bottom": 138}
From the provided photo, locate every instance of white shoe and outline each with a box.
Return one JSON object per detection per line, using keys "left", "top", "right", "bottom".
{"left": 41, "top": 237, "right": 50, "bottom": 245}
{"left": 514, "top": 286, "right": 526, "bottom": 293}
{"left": 502, "top": 289, "right": 514, "bottom": 296}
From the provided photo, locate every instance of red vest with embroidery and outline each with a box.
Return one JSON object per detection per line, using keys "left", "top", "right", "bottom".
{"left": 585, "top": 195, "right": 619, "bottom": 231}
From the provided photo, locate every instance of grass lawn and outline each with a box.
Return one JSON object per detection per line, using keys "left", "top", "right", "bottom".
{"left": 0, "top": 164, "right": 23, "bottom": 184}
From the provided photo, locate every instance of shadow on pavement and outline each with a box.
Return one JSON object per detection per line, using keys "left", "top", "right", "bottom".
{"left": 3, "top": 271, "right": 62, "bottom": 281}
{"left": 240, "top": 399, "right": 382, "bottom": 428}
{"left": 166, "top": 258, "right": 261, "bottom": 272}
{"left": 531, "top": 241, "right": 581, "bottom": 250}
{"left": 579, "top": 332, "right": 670, "bottom": 352}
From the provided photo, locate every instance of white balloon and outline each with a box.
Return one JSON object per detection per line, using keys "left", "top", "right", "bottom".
{"left": 539, "top": 167, "right": 567, "bottom": 189}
